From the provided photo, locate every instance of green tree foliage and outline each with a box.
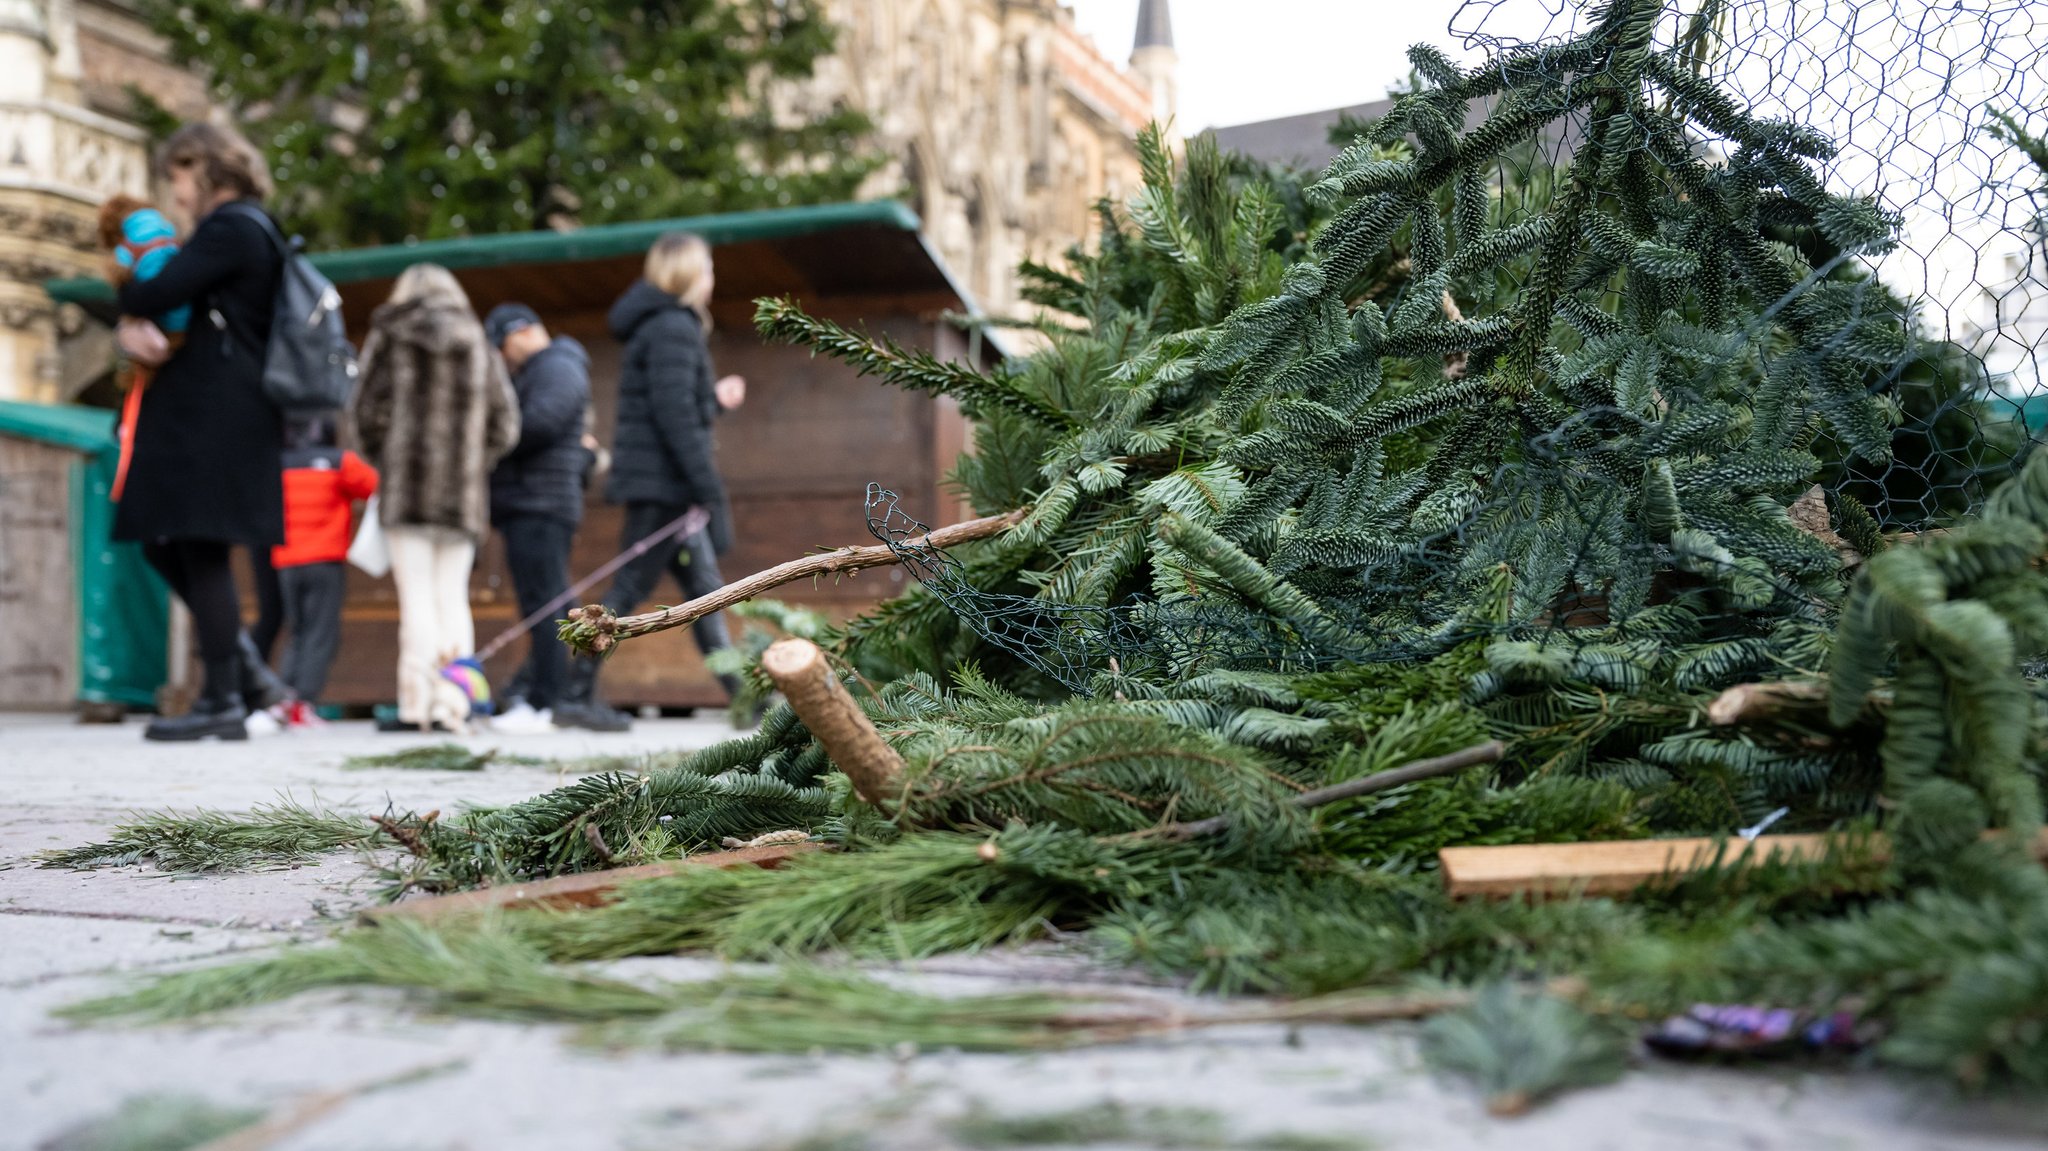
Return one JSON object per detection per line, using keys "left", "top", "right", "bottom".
{"left": 139, "top": 0, "right": 875, "bottom": 245}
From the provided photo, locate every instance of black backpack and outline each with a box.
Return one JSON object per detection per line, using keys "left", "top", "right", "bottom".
{"left": 220, "top": 202, "right": 358, "bottom": 414}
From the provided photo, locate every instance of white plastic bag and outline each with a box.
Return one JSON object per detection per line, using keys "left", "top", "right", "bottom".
{"left": 347, "top": 495, "right": 390, "bottom": 578}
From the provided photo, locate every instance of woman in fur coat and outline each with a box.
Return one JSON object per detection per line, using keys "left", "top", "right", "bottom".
{"left": 349, "top": 264, "right": 520, "bottom": 731}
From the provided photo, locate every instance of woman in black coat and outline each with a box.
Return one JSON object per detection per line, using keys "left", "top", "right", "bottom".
{"left": 114, "top": 122, "right": 290, "bottom": 742}
{"left": 557, "top": 231, "right": 746, "bottom": 733}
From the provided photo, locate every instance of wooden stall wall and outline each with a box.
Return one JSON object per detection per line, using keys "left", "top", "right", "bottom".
{"left": 0, "top": 436, "right": 79, "bottom": 707}
{"left": 322, "top": 313, "right": 964, "bottom": 710}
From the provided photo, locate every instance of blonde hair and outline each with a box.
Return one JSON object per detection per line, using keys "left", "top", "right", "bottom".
{"left": 644, "top": 231, "right": 713, "bottom": 324}
{"left": 159, "top": 121, "right": 272, "bottom": 204}
{"left": 387, "top": 263, "right": 472, "bottom": 310}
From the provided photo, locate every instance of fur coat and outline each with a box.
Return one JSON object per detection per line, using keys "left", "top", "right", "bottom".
{"left": 350, "top": 294, "right": 520, "bottom": 540}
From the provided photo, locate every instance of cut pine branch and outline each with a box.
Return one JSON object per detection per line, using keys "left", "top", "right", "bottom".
{"left": 560, "top": 507, "right": 1025, "bottom": 654}
{"left": 1154, "top": 740, "right": 1506, "bottom": 839}
{"left": 755, "top": 296, "right": 1078, "bottom": 431}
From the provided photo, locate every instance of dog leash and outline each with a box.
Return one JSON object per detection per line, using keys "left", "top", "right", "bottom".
{"left": 472, "top": 505, "right": 712, "bottom": 663}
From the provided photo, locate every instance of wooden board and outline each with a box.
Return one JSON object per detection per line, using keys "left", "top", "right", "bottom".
{"left": 1440, "top": 828, "right": 2048, "bottom": 899}
{"left": 368, "top": 841, "right": 819, "bottom": 923}
{"left": 0, "top": 437, "right": 80, "bottom": 708}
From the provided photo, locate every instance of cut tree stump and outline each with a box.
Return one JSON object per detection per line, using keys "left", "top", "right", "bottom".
{"left": 367, "top": 842, "right": 820, "bottom": 923}
{"left": 761, "top": 637, "right": 905, "bottom": 806}
{"left": 1440, "top": 828, "right": 2048, "bottom": 899}
{"left": 1705, "top": 679, "right": 1829, "bottom": 726}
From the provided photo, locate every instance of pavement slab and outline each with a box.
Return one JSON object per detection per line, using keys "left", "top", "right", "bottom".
{"left": 4, "top": 713, "right": 2046, "bottom": 1151}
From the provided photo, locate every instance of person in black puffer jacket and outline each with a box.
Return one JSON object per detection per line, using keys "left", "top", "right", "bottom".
{"left": 484, "top": 303, "right": 593, "bottom": 729}
{"left": 558, "top": 232, "right": 745, "bottom": 732}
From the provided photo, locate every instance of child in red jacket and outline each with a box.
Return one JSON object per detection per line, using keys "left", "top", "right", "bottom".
{"left": 273, "top": 415, "right": 378, "bottom": 726}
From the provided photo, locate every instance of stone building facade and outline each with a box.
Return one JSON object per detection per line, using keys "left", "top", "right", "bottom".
{"left": 798, "top": 0, "right": 1174, "bottom": 314}
{"left": 0, "top": 0, "right": 1175, "bottom": 401}
{"left": 0, "top": 0, "right": 202, "bottom": 403}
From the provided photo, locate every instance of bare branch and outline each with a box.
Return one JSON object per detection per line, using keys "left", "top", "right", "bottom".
{"left": 560, "top": 508, "right": 1025, "bottom": 653}
{"left": 1155, "top": 740, "right": 1506, "bottom": 839}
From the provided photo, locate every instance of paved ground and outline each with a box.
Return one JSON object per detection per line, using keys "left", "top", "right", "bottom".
{"left": 4, "top": 712, "right": 2046, "bottom": 1151}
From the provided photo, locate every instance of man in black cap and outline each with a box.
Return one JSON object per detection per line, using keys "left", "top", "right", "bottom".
{"left": 483, "top": 303, "right": 594, "bottom": 732}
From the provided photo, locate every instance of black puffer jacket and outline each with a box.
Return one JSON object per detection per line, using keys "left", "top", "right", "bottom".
{"left": 491, "top": 335, "right": 592, "bottom": 527}
{"left": 604, "top": 279, "right": 732, "bottom": 553}
{"left": 114, "top": 200, "right": 284, "bottom": 546}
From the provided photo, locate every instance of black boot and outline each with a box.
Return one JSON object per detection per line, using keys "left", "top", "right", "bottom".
{"left": 145, "top": 657, "right": 249, "bottom": 742}
{"left": 561, "top": 655, "right": 598, "bottom": 706}
{"left": 238, "top": 631, "right": 292, "bottom": 712}
{"left": 717, "top": 673, "right": 767, "bottom": 730}
{"left": 553, "top": 657, "right": 632, "bottom": 732}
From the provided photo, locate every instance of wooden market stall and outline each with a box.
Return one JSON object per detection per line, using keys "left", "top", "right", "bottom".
{"left": 0, "top": 400, "right": 169, "bottom": 712}
{"left": 48, "top": 200, "right": 983, "bottom": 710}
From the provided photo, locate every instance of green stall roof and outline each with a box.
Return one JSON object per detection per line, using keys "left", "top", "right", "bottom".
{"left": 45, "top": 199, "right": 926, "bottom": 308}
{"left": 0, "top": 398, "right": 116, "bottom": 455}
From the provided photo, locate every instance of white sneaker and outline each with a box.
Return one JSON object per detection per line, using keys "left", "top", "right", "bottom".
{"left": 244, "top": 707, "right": 284, "bottom": 737}
{"left": 492, "top": 700, "right": 555, "bottom": 734}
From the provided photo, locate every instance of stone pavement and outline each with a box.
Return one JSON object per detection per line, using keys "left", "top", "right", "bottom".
{"left": 3, "top": 713, "right": 2045, "bottom": 1151}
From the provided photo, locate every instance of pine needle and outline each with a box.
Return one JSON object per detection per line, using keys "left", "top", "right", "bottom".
{"left": 496, "top": 828, "right": 1127, "bottom": 965}
{"left": 1420, "top": 983, "right": 1626, "bottom": 1115}
{"left": 343, "top": 744, "right": 541, "bottom": 771}
{"left": 39, "top": 799, "right": 380, "bottom": 872}
{"left": 945, "top": 1103, "right": 1370, "bottom": 1149}
{"left": 37, "top": 1093, "right": 262, "bottom": 1151}
{"left": 66, "top": 917, "right": 1154, "bottom": 1053}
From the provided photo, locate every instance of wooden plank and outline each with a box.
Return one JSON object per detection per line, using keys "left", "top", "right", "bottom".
{"left": 368, "top": 842, "right": 819, "bottom": 923}
{"left": 0, "top": 438, "right": 81, "bottom": 709}
{"left": 1441, "top": 835, "right": 1842, "bottom": 899}
{"left": 1441, "top": 828, "right": 2048, "bottom": 899}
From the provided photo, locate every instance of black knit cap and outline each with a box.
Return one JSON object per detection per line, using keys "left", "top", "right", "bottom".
{"left": 484, "top": 302, "right": 541, "bottom": 348}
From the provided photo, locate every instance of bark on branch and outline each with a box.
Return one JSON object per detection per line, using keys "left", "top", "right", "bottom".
{"left": 560, "top": 507, "right": 1025, "bottom": 654}
{"left": 1439, "top": 289, "right": 1470, "bottom": 380}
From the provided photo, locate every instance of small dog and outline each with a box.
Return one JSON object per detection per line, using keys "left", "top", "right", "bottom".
{"left": 97, "top": 194, "right": 191, "bottom": 340}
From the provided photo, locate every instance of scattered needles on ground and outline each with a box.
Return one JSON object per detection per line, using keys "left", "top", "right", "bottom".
{"left": 38, "top": 799, "right": 378, "bottom": 872}
{"left": 37, "top": 1092, "right": 262, "bottom": 1151}
{"left": 343, "top": 744, "right": 544, "bottom": 771}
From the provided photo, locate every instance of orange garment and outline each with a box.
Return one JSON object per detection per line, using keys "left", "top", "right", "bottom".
{"left": 273, "top": 450, "right": 379, "bottom": 568}
{"left": 110, "top": 368, "right": 148, "bottom": 503}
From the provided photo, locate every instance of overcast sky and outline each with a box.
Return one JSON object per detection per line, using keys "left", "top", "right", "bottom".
{"left": 1066, "top": 0, "right": 2048, "bottom": 354}
{"left": 1067, "top": 1, "right": 1479, "bottom": 131}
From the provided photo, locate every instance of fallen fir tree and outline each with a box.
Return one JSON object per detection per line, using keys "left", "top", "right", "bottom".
{"left": 54, "top": 0, "right": 2048, "bottom": 1096}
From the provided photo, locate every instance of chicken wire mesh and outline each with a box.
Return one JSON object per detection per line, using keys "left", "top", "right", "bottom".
{"left": 867, "top": 484, "right": 1353, "bottom": 689}
{"left": 866, "top": 0, "right": 2048, "bottom": 693}
{"left": 1449, "top": 0, "right": 2048, "bottom": 522}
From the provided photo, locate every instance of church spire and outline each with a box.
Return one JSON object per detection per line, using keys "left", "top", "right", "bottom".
{"left": 1134, "top": 0, "right": 1173, "bottom": 52}
{"left": 1129, "top": 0, "right": 1178, "bottom": 130}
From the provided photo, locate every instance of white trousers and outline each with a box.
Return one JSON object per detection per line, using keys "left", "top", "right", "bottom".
{"left": 385, "top": 526, "right": 476, "bottom": 727}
